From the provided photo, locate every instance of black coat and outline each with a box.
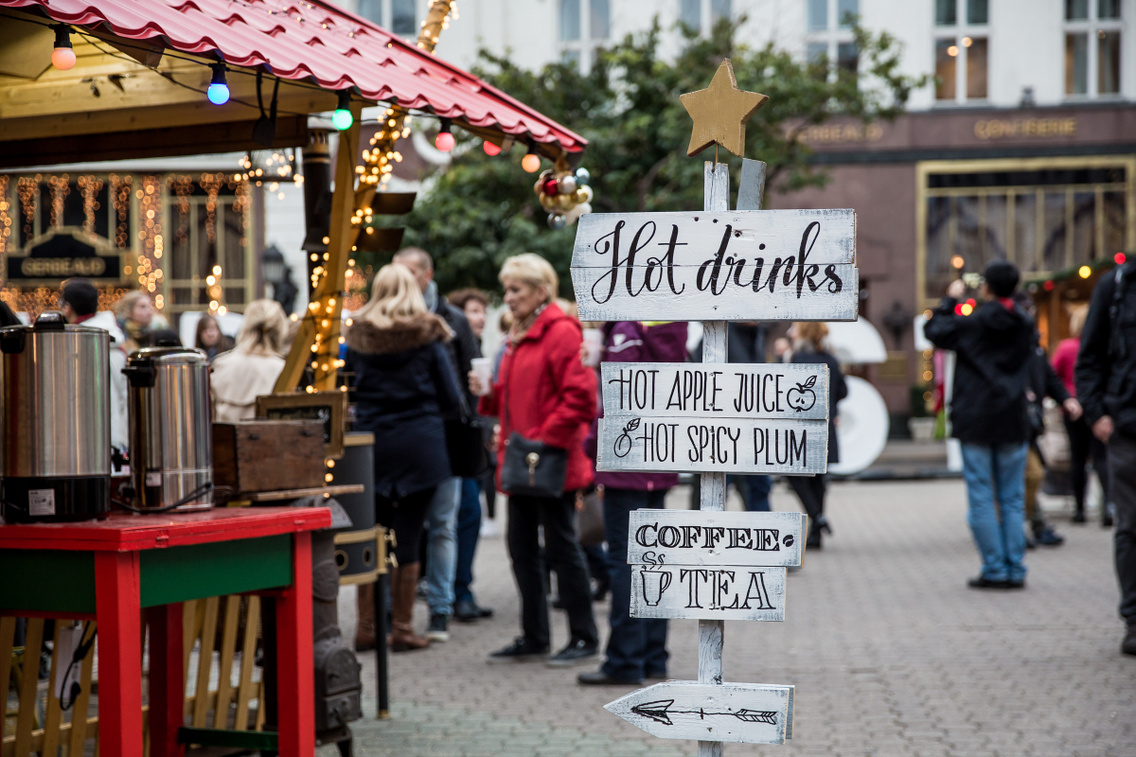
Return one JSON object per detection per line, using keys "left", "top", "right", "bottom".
{"left": 345, "top": 314, "right": 462, "bottom": 499}
{"left": 791, "top": 348, "right": 848, "bottom": 464}
{"left": 1076, "top": 261, "right": 1136, "bottom": 436}
{"left": 433, "top": 297, "right": 480, "bottom": 413}
{"left": 924, "top": 297, "right": 1034, "bottom": 445}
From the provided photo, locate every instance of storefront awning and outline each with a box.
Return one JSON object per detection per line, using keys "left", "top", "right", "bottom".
{"left": 0, "top": 0, "right": 586, "bottom": 167}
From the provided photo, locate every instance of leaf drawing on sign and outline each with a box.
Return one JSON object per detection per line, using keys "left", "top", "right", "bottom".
{"left": 786, "top": 377, "right": 818, "bottom": 413}
{"left": 614, "top": 418, "right": 639, "bottom": 458}
{"left": 630, "top": 700, "right": 779, "bottom": 727}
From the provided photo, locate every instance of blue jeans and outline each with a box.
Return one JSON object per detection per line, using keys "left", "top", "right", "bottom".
{"left": 424, "top": 476, "right": 461, "bottom": 616}
{"left": 602, "top": 488, "right": 669, "bottom": 680}
{"left": 454, "top": 477, "right": 482, "bottom": 606}
{"left": 961, "top": 442, "right": 1029, "bottom": 583}
{"left": 733, "top": 475, "right": 772, "bottom": 512}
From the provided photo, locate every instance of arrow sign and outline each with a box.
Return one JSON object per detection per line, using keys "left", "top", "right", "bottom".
{"left": 605, "top": 681, "right": 795, "bottom": 744}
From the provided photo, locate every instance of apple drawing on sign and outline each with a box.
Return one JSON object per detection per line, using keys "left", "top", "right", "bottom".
{"left": 787, "top": 376, "right": 818, "bottom": 413}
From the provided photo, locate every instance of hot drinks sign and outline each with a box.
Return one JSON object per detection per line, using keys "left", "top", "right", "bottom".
{"left": 571, "top": 210, "right": 858, "bottom": 323}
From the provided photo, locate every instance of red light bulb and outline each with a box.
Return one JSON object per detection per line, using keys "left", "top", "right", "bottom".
{"left": 435, "top": 131, "right": 455, "bottom": 152}
{"left": 483, "top": 141, "right": 501, "bottom": 156}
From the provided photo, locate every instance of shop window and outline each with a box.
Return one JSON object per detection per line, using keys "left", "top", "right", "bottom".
{"left": 560, "top": 0, "right": 609, "bottom": 73}
{"left": 679, "top": 0, "right": 732, "bottom": 35}
{"left": 918, "top": 159, "right": 1136, "bottom": 306}
{"left": 934, "top": 0, "right": 987, "bottom": 103}
{"left": 1064, "top": 0, "right": 1122, "bottom": 96}
{"left": 357, "top": 0, "right": 415, "bottom": 36}
{"left": 807, "top": 0, "right": 858, "bottom": 79}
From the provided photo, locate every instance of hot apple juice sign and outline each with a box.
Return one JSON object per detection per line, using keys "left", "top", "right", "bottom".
{"left": 598, "top": 362, "right": 830, "bottom": 475}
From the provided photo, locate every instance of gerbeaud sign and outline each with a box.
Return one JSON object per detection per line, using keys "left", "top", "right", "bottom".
{"left": 570, "top": 210, "right": 858, "bottom": 322}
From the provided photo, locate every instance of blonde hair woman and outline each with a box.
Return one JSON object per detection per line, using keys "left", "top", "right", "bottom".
{"left": 209, "top": 299, "right": 288, "bottom": 422}
{"left": 786, "top": 321, "right": 847, "bottom": 549}
{"left": 115, "top": 290, "right": 155, "bottom": 352}
{"left": 345, "top": 264, "right": 463, "bottom": 652}
{"left": 469, "top": 253, "right": 600, "bottom": 665}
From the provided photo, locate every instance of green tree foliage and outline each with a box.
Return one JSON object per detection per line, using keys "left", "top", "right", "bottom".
{"left": 397, "top": 18, "right": 928, "bottom": 296}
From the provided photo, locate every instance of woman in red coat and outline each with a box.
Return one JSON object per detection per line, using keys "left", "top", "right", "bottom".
{"left": 470, "top": 253, "right": 599, "bottom": 666}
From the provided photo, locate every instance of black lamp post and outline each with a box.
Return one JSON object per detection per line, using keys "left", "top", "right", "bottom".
{"left": 262, "top": 244, "right": 286, "bottom": 291}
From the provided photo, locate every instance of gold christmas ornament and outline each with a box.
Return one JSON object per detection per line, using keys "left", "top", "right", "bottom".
{"left": 679, "top": 59, "right": 768, "bottom": 158}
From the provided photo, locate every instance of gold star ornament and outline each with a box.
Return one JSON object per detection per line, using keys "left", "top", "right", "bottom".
{"left": 679, "top": 59, "right": 768, "bottom": 158}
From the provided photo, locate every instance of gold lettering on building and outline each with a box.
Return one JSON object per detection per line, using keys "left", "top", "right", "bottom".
{"left": 974, "top": 118, "right": 1077, "bottom": 140}
{"left": 797, "top": 122, "right": 885, "bottom": 144}
{"left": 20, "top": 258, "right": 107, "bottom": 277}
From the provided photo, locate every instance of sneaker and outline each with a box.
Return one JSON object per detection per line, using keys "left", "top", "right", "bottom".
{"left": 547, "top": 639, "right": 598, "bottom": 667}
{"left": 968, "top": 576, "right": 1012, "bottom": 589}
{"left": 1024, "top": 533, "right": 1037, "bottom": 550}
{"left": 454, "top": 599, "right": 494, "bottom": 623}
{"left": 1034, "top": 526, "right": 1064, "bottom": 546}
{"left": 426, "top": 614, "right": 449, "bottom": 642}
{"left": 1122, "top": 625, "right": 1136, "bottom": 656}
{"left": 578, "top": 668, "right": 642, "bottom": 686}
{"left": 488, "top": 637, "right": 549, "bottom": 663}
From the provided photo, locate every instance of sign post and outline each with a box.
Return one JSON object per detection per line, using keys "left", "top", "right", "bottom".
{"left": 572, "top": 59, "right": 858, "bottom": 755}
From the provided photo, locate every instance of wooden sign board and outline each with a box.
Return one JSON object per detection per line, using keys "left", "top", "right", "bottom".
{"left": 570, "top": 209, "right": 858, "bottom": 322}
{"left": 597, "top": 415, "right": 827, "bottom": 475}
{"left": 255, "top": 391, "right": 347, "bottom": 458}
{"left": 628, "top": 510, "right": 806, "bottom": 568}
{"left": 630, "top": 565, "right": 787, "bottom": 621}
{"left": 602, "top": 362, "right": 829, "bottom": 420}
{"left": 605, "top": 681, "right": 795, "bottom": 744}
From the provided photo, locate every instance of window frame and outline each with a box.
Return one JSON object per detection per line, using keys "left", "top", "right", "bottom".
{"left": 1063, "top": 0, "right": 1124, "bottom": 99}
{"left": 933, "top": 0, "right": 989, "bottom": 105}
{"left": 805, "top": 0, "right": 859, "bottom": 81}
{"left": 560, "top": 0, "right": 611, "bottom": 74}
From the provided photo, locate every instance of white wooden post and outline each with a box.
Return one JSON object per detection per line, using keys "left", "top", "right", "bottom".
{"left": 698, "top": 160, "right": 730, "bottom": 757}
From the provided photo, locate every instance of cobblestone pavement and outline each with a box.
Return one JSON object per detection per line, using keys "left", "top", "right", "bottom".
{"left": 326, "top": 479, "right": 1135, "bottom": 757}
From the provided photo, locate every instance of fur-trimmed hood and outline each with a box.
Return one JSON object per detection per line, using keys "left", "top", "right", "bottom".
{"left": 345, "top": 313, "right": 452, "bottom": 355}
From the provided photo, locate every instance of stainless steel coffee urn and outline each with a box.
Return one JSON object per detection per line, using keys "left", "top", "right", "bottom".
{"left": 0, "top": 312, "right": 112, "bottom": 523}
{"left": 123, "top": 346, "right": 214, "bottom": 511}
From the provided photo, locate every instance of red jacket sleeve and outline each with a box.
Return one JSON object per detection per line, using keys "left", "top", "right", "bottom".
{"left": 537, "top": 320, "right": 597, "bottom": 447}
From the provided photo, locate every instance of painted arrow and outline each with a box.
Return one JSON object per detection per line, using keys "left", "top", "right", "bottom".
{"left": 605, "top": 681, "right": 794, "bottom": 744}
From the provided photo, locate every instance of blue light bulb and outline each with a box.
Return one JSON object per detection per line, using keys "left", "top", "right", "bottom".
{"left": 207, "top": 64, "right": 229, "bottom": 105}
{"left": 207, "top": 82, "right": 230, "bottom": 105}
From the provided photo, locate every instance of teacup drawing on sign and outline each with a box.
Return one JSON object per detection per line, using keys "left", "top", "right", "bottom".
{"left": 641, "top": 567, "right": 672, "bottom": 606}
{"left": 614, "top": 418, "right": 640, "bottom": 458}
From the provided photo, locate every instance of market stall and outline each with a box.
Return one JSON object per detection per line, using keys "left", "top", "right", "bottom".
{"left": 0, "top": 1, "right": 587, "bottom": 754}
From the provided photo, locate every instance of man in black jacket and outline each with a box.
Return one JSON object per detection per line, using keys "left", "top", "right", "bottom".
{"left": 925, "top": 262, "right": 1034, "bottom": 590}
{"left": 394, "top": 247, "right": 488, "bottom": 641}
{"left": 1075, "top": 258, "right": 1136, "bottom": 656}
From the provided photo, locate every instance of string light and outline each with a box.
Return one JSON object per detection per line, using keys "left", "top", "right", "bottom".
{"left": 483, "top": 140, "right": 501, "bottom": 156}
{"left": 332, "top": 90, "right": 353, "bottom": 131}
{"left": 521, "top": 144, "right": 541, "bottom": 173}
{"left": 207, "top": 64, "right": 230, "bottom": 105}
{"left": 51, "top": 25, "right": 76, "bottom": 71}
{"left": 435, "top": 118, "right": 454, "bottom": 152}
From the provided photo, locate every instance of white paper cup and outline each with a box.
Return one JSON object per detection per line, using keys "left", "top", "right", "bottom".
{"left": 471, "top": 357, "right": 492, "bottom": 396}
{"left": 582, "top": 328, "right": 604, "bottom": 367}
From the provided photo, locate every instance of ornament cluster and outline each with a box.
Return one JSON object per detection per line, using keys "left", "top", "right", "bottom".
{"left": 535, "top": 166, "right": 594, "bottom": 229}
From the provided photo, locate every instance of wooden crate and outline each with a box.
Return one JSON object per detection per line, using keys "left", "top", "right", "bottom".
{"left": 212, "top": 420, "right": 325, "bottom": 495}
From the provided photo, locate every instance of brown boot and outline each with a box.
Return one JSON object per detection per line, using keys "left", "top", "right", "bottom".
{"left": 355, "top": 583, "right": 376, "bottom": 652}
{"left": 388, "top": 563, "right": 429, "bottom": 652}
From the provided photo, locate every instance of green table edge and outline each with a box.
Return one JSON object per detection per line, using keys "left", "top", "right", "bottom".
{"left": 0, "top": 533, "right": 294, "bottom": 614}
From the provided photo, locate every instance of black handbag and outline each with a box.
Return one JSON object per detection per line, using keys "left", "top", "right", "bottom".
{"left": 500, "top": 432, "right": 568, "bottom": 498}
{"left": 445, "top": 416, "right": 489, "bottom": 478}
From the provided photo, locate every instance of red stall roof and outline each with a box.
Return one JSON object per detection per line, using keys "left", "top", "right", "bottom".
{"left": 0, "top": 0, "right": 586, "bottom": 155}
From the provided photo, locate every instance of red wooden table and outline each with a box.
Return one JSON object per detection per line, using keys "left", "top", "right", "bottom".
{"left": 0, "top": 506, "right": 331, "bottom": 757}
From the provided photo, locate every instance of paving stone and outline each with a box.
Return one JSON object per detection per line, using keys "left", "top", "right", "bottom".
{"left": 333, "top": 479, "right": 1134, "bottom": 757}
